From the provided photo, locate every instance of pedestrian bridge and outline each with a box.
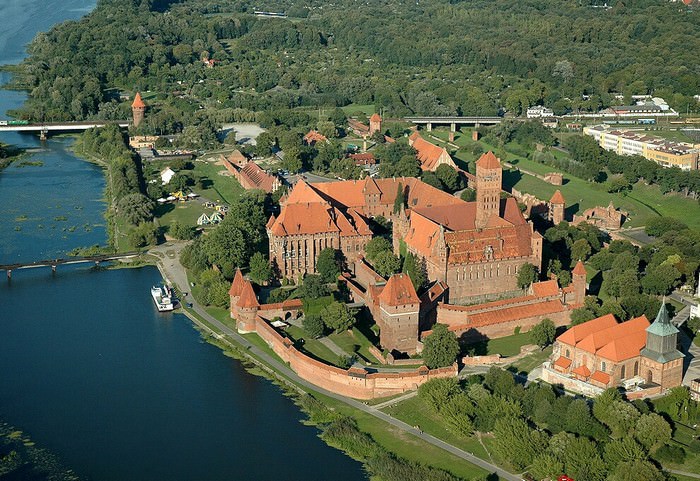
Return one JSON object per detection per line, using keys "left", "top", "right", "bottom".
{"left": 1, "top": 252, "right": 140, "bottom": 278}
{"left": 404, "top": 116, "right": 503, "bottom": 131}
{"left": 0, "top": 121, "right": 130, "bottom": 139}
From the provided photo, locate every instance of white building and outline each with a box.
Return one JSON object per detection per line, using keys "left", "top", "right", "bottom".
{"left": 526, "top": 106, "right": 554, "bottom": 119}
{"left": 160, "top": 167, "right": 176, "bottom": 185}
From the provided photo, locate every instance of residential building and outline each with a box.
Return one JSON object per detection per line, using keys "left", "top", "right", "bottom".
{"left": 303, "top": 130, "right": 328, "bottom": 146}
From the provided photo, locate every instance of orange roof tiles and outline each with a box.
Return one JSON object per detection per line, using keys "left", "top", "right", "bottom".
{"left": 303, "top": 130, "right": 328, "bottom": 144}
{"left": 557, "top": 314, "right": 618, "bottom": 346}
{"left": 572, "top": 365, "right": 591, "bottom": 377}
{"left": 590, "top": 371, "right": 611, "bottom": 385}
{"left": 468, "top": 300, "right": 565, "bottom": 327}
{"left": 229, "top": 269, "right": 245, "bottom": 297}
{"left": 576, "top": 315, "right": 649, "bottom": 356}
{"left": 237, "top": 280, "right": 260, "bottom": 308}
{"left": 554, "top": 356, "right": 572, "bottom": 369}
{"left": 131, "top": 92, "right": 146, "bottom": 108}
{"left": 409, "top": 132, "right": 457, "bottom": 171}
{"left": 378, "top": 274, "right": 420, "bottom": 307}
{"left": 550, "top": 190, "right": 565, "bottom": 205}
{"left": 370, "top": 113, "right": 382, "bottom": 122}
{"left": 476, "top": 151, "right": 501, "bottom": 170}
{"left": 572, "top": 260, "right": 587, "bottom": 277}
{"left": 532, "top": 279, "right": 560, "bottom": 297}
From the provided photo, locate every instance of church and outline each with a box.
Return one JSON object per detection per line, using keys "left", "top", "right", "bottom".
{"left": 268, "top": 151, "right": 542, "bottom": 304}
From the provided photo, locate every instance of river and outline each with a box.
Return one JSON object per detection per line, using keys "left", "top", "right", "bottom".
{"left": 0, "top": 2, "right": 366, "bottom": 480}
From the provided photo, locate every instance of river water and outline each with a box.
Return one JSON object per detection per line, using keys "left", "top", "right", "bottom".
{"left": 0, "top": 2, "right": 366, "bottom": 480}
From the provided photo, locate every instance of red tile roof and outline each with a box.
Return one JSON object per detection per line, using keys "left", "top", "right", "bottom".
{"left": 131, "top": 92, "right": 146, "bottom": 108}
{"left": 572, "top": 365, "right": 591, "bottom": 377}
{"left": 378, "top": 274, "right": 420, "bottom": 307}
{"left": 476, "top": 151, "right": 501, "bottom": 170}
{"left": 531, "top": 279, "right": 560, "bottom": 297}
{"left": 303, "top": 130, "right": 328, "bottom": 145}
{"left": 550, "top": 190, "right": 565, "bottom": 204}
{"left": 572, "top": 260, "right": 587, "bottom": 277}
{"left": 557, "top": 314, "right": 618, "bottom": 346}
{"left": 229, "top": 269, "right": 245, "bottom": 297}
{"left": 409, "top": 132, "right": 457, "bottom": 171}
{"left": 349, "top": 153, "right": 376, "bottom": 165}
{"left": 554, "top": 356, "right": 572, "bottom": 369}
{"left": 370, "top": 113, "right": 382, "bottom": 122}
{"left": 237, "top": 280, "right": 260, "bottom": 308}
{"left": 590, "top": 370, "right": 611, "bottom": 385}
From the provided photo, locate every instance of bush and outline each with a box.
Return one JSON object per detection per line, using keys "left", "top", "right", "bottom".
{"left": 654, "top": 444, "right": 686, "bottom": 464}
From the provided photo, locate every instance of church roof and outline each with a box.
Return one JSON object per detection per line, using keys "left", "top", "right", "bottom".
{"left": 378, "top": 273, "right": 419, "bottom": 307}
{"left": 131, "top": 92, "right": 146, "bottom": 108}
{"left": 550, "top": 190, "right": 565, "bottom": 205}
{"left": 409, "top": 132, "right": 457, "bottom": 171}
{"left": 476, "top": 151, "right": 501, "bottom": 170}
{"left": 370, "top": 113, "right": 382, "bottom": 122}
{"left": 646, "top": 302, "right": 679, "bottom": 337}
{"left": 557, "top": 314, "right": 618, "bottom": 346}
{"left": 558, "top": 314, "right": 650, "bottom": 363}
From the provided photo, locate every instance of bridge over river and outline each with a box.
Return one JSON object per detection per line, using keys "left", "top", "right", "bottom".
{"left": 0, "top": 121, "right": 130, "bottom": 139}
{"left": 1, "top": 252, "right": 140, "bottom": 278}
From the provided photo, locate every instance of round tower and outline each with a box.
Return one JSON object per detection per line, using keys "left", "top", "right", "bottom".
{"left": 131, "top": 92, "right": 146, "bottom": 127}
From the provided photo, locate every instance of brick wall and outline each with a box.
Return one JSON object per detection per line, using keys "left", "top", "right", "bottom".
{"left": 252, "top": 315, "right": 457, "bottom": 399}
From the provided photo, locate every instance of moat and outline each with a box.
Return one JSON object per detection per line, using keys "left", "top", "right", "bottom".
{"left": 0, "top": 2, "right": 366, "bottom": 480}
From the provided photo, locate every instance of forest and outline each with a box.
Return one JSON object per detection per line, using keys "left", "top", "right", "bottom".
{"left": 11, "top": 0, "right": 700, "bottom": 134}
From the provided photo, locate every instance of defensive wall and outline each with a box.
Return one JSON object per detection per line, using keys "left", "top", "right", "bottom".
{"left": 253, "top": 314, "right": 456, "bottom": 399}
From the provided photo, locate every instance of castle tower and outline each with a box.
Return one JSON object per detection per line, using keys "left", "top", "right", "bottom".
{"left": 571, "top": 260, "right": 587, "bottom": 306}
{"left": 131, "top": 92, "right": 146, "bottom": 127}
{"left": 475, "top": 151, "right": 502, "bottom": 228}
{"left": 369, "top": 113, "right": 382, "bottom": 136}
{"left": 229, "top": 268, "right": 245, "bottom": 318}
{"left": 549, "top": 190, "right": 566, "bottom": 225}
{"left": 233, "top": 278, "right": 260, "bottom": 333}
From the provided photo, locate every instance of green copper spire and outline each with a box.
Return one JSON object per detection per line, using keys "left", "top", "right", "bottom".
{"left": 646, "top": 300, "right": 679, "bottom": 337}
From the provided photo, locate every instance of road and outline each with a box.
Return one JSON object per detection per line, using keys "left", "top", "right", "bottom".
{"left": 149, "top": 242, "right": 521, "bottom": 481}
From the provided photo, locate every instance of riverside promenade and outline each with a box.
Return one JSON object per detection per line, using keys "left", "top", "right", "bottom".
{"left": 148, "top": 242, "right": 522, "bottom": 481}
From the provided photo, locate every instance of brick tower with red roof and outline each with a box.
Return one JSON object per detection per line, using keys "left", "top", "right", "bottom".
{"left": 475, "top": 151, "right": 502, "bottom": 228}
{"left": 369, "top": 113, "right": 382, "bottom": 136}
{"left": 549, "top": 190, "right": 566, "bottom": 225}
{"left": 131, "top": 92, "right": 146, "bottom": 127}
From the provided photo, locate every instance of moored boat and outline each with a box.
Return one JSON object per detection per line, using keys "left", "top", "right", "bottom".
{"left": 151, "top": 285, "right": 174, "bottom": 311}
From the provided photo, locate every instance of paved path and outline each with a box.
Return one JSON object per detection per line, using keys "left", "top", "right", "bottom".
{"left": 149, "top": 242, "right": 520, "bottom": 481}
{"left": 667, "top": 468, "right": 700, "bottom": 479}
{"left": 319, "top": 336, "right": 351, "bottom": 358}
{"left": 372, "top": 390, "right": 418, "bottom": 410}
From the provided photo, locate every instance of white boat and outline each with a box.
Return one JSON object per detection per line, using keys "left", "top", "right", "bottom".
{"left": 151, "top": 285, "right": 174, "bottom": 312}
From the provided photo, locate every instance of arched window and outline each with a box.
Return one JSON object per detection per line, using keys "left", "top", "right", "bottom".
{"left": 565, "top": 349, "right": 570, "bottom": 358}
{"left": 601, "top": 361, "right": 606, "bottom": 372}
{"left": 634, "top": 361, "right": 639, "bottom": 376}
{"left": 621, "top": 365, "right": 626, "bottom": 379}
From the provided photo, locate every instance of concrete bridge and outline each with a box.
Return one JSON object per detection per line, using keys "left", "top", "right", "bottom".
{"left": 1, "top": 252, "right": 140, "bottom": 279}
{"left": 0, "top": 121, "right": 130, "bottom": 139}
{"left": 404, "top": 116, "right": 503, "bottom": 132}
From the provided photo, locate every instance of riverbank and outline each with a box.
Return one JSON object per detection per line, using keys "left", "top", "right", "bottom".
{"left": 149, "top": 242, "right": 513, "bottom": 481}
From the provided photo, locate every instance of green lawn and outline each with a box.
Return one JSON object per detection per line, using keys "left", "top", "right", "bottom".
{"left": 341, "top": 104, "right": 376, "bottom": 116}
{"left": 302, "top": 295, "right": 334, "bottom": 316}
{"left": 329, "top": 328, "right": 377, "bottom": 364}
{"left": 483, "top": 331, "right": 533, "bottom": 357}
{"left": 192, "top": 159, "right": 247, "bottom": 204}
{"left": 317, "top": 392, "right": 495, "bottom": 480}
{"left": 509, "top": 345, "right": 553, "bottom": 374}
{"left": 383, "top": 396, "right": 494, "bottom": 463}
{"left": 285, "top": 325, "right": 341, "bottom": 365}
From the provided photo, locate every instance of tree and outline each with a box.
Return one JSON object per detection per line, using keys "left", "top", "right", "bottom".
{"left": 529, "top": 318, "right": 556, "bottom": 348}
{"left": 321, "top": 301, "right": 355, "bottom": 333}
{"left": 422, "top": 324, "right": 459, "bottom": 369}
{"left": 492, "top": 417, "right": 548, "bottom": 471}
{"left": 571, "top": 238, "right": 592, "bottom": 262}
{"left": 460, "top": 188, "right": 476, "bottom": 202}
{"left": 403, "top": 252, "right": 426, "bottom": 291}
{"left": 635, "top": 413, "right": 672, "bottom": 451}
{"left": 373, "top": 250, "right": 402, "bottom": 278}
{"left": 517, "top": 263, "right": 538, "bottom": 289}
{"left": 529, "top": 454, "right": 564, "bottom": 481}
{"left": 299, "top": 274, "right": 329, "bottom": 298}
{"left": 418, "top": 377, "right": 461, "bottom": 411}
{"left": 249, "top": 252, "right": 272, "bottom": 284}
{"left": 117, "top": 193, "right": 154, "bottom": 225}
{"left": 609, "top": 460, "right": 664, "bottom": 481}
{"left": 435, "top": 164, "right": 461, "bottom": 192}
{"left": 303, "top": 313, "right": 324, "bottom": 338}
{"left": 128, "top": 222, "right": 158, "bottom": 248}
{"left": 316, "top": 248, "right": 342, "bottom": 283}
{"left": 169, "top": 221, "right": 197, "bottom": 240}
{"left": 393, "top": 182, "right": 405, "bottom": 214}
{"left": 641, "top": 263, "right": 681, "bottom": 295}
{"left": 365, "top": 236, "right": 392, "bottom": 262}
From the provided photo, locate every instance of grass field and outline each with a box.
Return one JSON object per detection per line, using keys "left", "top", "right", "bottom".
{"left": 285, "top": 325, "right": 342, "bottom": 365}
{"left": 317, "top": 392, "right": 495, "bottom": 480}
{"left": 341, "top": 103, "right": 376, "bottom": 117}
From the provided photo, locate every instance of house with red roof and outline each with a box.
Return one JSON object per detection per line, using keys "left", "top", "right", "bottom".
{"left": 303, "top": 130, "right": 328, "bottom": 146}
{"left": 548, "top": 303, "right": 684, "bottom": 395}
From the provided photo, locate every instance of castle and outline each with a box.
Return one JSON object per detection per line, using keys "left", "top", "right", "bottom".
{"left": 268, "top": 152, "right": 542, "bottom": 303}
